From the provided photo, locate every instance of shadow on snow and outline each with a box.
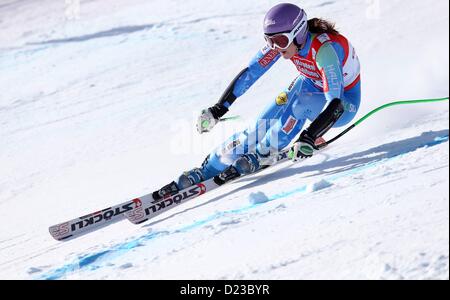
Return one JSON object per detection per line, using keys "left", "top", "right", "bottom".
{"left": 143, "top": 129, "right": 449, "bottom": 228}
{"left": 40, "top": 129, "right": 448, "bottom": 279}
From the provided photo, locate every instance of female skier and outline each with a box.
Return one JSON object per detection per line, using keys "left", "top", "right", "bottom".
{"left": 156, "top": 3, "right": 361, "bottom": 198}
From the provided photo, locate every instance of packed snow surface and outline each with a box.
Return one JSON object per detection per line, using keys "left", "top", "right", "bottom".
{"left": 0, "top": 0, "right": 448, "bottom": 279}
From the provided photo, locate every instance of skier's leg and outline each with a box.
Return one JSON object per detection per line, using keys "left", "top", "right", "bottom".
{"left": 176, "top": 92, "right": 290, "bottom": 189}
{"left": 218, "top": 76, "right": 329, "bottom": 178}
{"left": 278, "top": 79, "right": 361, "bottom": 139}
{"left": 156, "top": 78, "right": 311, "bottom": 197}
{"left": 254, "top": 77, "right": 327, "bottom": 160}
{"left": 252, "top": 78, "right": 360, "bottom": 166}
{"left": 233, "top": 76, "right": 320, "bottom": 175}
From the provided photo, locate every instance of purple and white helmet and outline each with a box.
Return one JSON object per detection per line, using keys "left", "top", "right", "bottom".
{"left": 263, "top": 3, "right": 309, "bottom": 46}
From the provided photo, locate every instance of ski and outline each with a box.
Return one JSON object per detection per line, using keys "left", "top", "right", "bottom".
{"left": 124, "top": 149, "right": 295, "bottom": 225}
{"left": 125, "top": 179, "right": 220, "bottom": 225}
{"left": 49, "top": 198, "right": 143, "bottom": 241}
{"left": 126, "top": 140, "right": 330, "bottom": 225}
{"left": 49, "top": 142, "right": 328, "bottom": 240}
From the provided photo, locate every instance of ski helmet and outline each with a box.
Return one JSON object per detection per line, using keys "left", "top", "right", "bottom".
{"left": 263, "top": 3, "right": 309, "bottom": 47}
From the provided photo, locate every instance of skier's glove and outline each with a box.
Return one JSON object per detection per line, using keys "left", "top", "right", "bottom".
{"left": 289, "top": 130, "right": 317, "bottom": 162}
{"left": 196, "top": 104, "right": 228, "bottom": 134}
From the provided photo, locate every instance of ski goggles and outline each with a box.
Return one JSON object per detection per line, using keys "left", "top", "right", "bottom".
{"left": 264, "top": 15, "right": 308, "bottom": 50}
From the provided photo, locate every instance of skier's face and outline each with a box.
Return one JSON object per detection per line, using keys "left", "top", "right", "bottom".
{"left": 276, "top": 42, "right": 298, "bottom": 59}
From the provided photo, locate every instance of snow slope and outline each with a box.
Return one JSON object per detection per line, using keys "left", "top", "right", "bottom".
{"left": 0, "top": 0, "right": 448, "bottom": 279}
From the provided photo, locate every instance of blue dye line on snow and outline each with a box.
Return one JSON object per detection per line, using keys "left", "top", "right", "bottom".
{"left": 39, "top": 135, "right": 448, "bottom": 280}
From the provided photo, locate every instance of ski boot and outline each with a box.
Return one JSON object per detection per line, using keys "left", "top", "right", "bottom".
{"left": 152, "top": 168, "right": 206, "bottom": 201}
{"left": 175, "top": 153, "right": 215, "bottom": 189}
{"left": 152, "top": 181, "right": 179, "bottom": 201}
{"left": 176, "top": 168, "right": 205, "bottom": 190}
{"left": 173, "top": 152, "right": 265, "bottom": 188}
{"left": 214, "top": 153, "right": 262, "bottom": 185}
{"left": 152, "top": 155, "right": 212, "bottom": 200}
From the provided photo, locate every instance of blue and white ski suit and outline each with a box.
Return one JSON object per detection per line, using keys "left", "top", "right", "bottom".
{"left": 201, "top": 32, "right": 361, "bottom": 179}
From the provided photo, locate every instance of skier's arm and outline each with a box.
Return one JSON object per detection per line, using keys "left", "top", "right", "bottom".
{"left": 306, "top": 42, "right": 346, "bottom": 138}
{"left": 291, "top": 42, "right": 345, "bottom": 160}
{"left": 198, "top": 46, "right": 280, "bottom": 134}
{"left": 315, "top": 42, "right": 345, "bottom": 102}
{"left": 210, "top": 46, "right": 281, "bottom": 119}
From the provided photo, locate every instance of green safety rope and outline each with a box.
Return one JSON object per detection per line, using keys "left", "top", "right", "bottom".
{"left": 204, "top": 97, "right": 449, "bottom": 151}
{"left": 319, "top": 97, "right": 449, "bottom": 148}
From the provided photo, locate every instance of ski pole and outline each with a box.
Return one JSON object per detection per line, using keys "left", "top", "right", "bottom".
{"left": 201, "top": 115, "right": 241, "bottom": 129}
{"left": 316, "top": 96, "right": 449, "bottom": 149}
{"left": 219, "top": 115, "right": 241, "bottom": 122}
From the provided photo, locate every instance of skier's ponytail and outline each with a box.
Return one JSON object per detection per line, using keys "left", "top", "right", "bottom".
{"left": 307, "top": 18, "right": 340, "bottom": 35}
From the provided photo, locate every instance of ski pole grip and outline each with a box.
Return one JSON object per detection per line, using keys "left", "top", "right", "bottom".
{"left": 201, "top": 120, "right": 210, "bottom": 129}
